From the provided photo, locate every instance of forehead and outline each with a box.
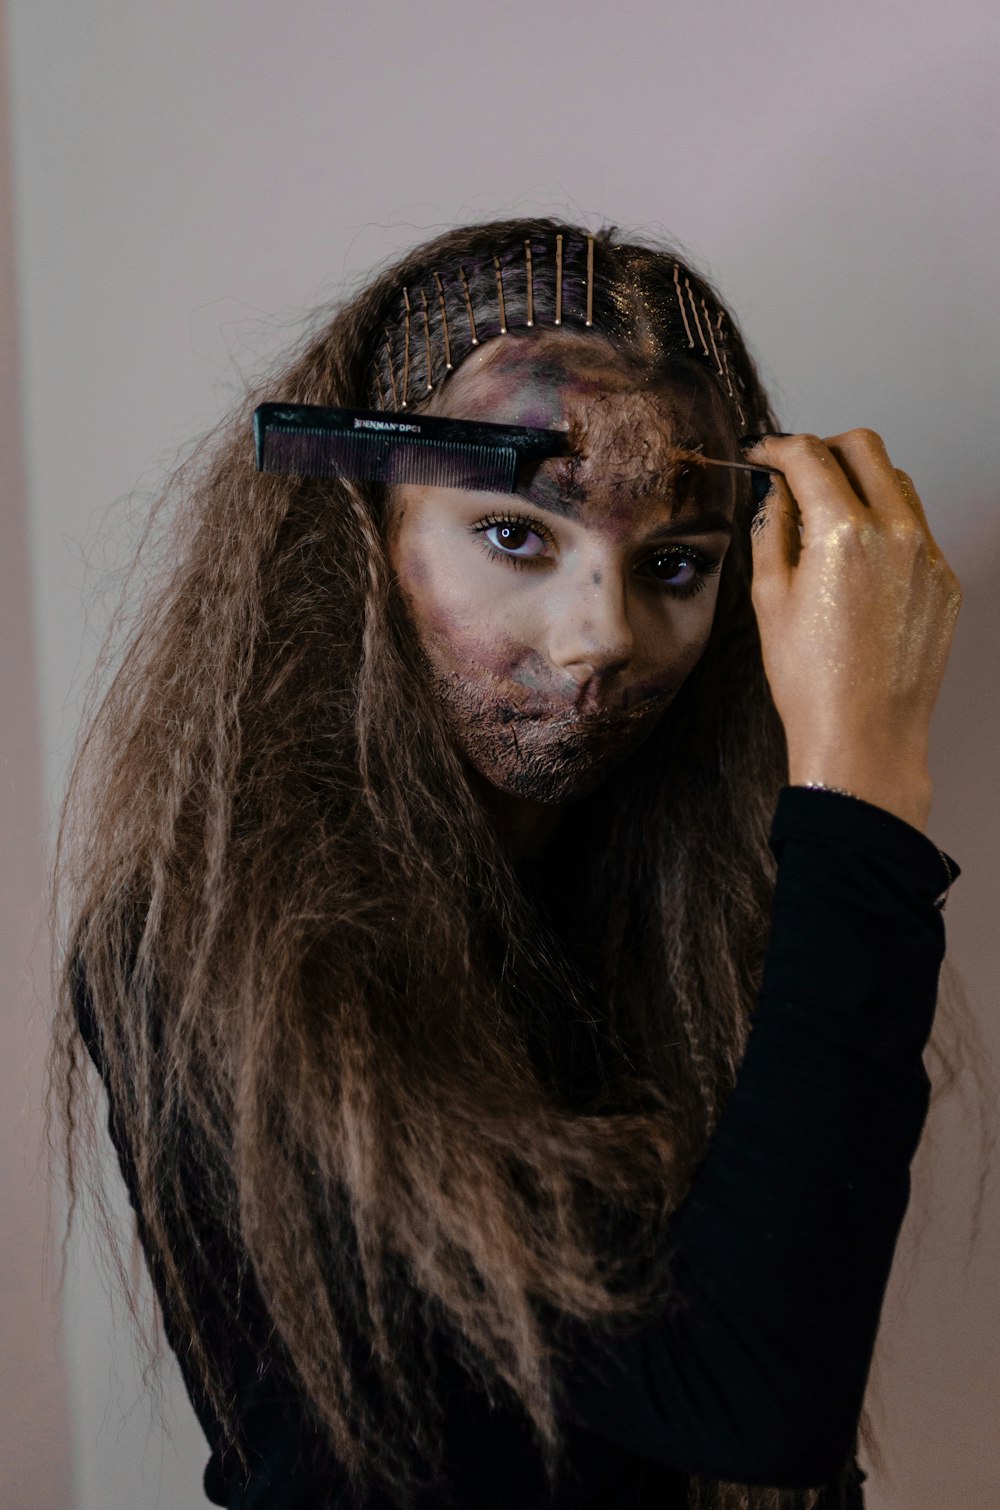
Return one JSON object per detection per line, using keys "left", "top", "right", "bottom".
{"left": 420, "top": 329, "right": 736, "bottom": 514}
{"left": 425, "top": 328, "right": 727, "bottom": 433}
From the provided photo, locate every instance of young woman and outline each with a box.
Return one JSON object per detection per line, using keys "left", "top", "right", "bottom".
{"left": 50, "top": 218, "right": 978, "bottom": 1510}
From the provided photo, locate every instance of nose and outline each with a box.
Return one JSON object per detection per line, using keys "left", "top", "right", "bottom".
{"left": 546, "top": 562, "right": 634, "bottom": 695}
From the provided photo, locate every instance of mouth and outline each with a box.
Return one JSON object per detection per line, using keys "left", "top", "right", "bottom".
{"left": 504, "top": 673, "right": 674, "bottom": 717}
{"left": 498, "top": 694, "right": 663, "bottom": 730}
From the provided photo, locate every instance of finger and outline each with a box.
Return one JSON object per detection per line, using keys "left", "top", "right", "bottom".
{"left": 893, "top": 468, "right": 931, "bottom": 533}
{"left": 893, "top": 468, "right": 948, "bottom": 569}
{"left": 748, "top": 470, "right": 802, "bottom": 581}
{"left": 822, "top": 429, "right": 942, "bottom": 558}
{"left": 741, "top": 433, "right": 869, "bottom": 543}
{"left": 822, "top": 429, "right": 922, "bottom": 527}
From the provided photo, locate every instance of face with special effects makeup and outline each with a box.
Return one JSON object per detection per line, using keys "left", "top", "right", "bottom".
{"left": 387, "top": 328, "right": 740, "bottom": 858}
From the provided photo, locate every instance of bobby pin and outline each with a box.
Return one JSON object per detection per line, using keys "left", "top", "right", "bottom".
{"left": 401, "top": 288, "right": 411, "bottom": 407}
{"left": 703, "top": 302, "right": 726, "bottom": 386}
{"left": 703, "top": 302, "right": 738, "bottom": 418}
{"left": 555, "top": 234, "right": 563, "bottom": 325}
{"left": 585, "top": 234, "right": 594, "bottom": 327}
{"left": 673, "top": 263, "right": 696, "bottom": 350}
{"left": 384, "top": 331, "right": 398, "bottom": 407}
{"left": 524, "top": 240, "right": 534, "bottom": 326}
{"left": 712, "top": 310, "right": 747, "bottom": 429}
{"left": 433, "top": 272, "right": 453, "bottom": 370}
{"left": 685, "top": 277, "right": 709, "bottom": 358}
{"left": 458, "top": 266, "right": 478, "bottom": 344}
{"left": 419, "top": 287, "right": 433, "bottom": 391}
{"left": 494, "top": 255, "right": 507, "bottom": 333}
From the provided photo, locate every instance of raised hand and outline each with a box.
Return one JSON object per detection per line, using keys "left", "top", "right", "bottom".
{"left": 742, "top": 430, "right": 963, "bottom": 832}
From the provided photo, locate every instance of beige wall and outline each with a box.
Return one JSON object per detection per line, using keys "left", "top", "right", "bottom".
{"left": 3, "top": 1, "right": 998, "bottom": 1506}
{"left": 0, "top": 4, "right": 73, "bottom": 1507}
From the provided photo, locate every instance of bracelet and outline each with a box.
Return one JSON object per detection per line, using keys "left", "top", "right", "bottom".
{"left": 933, "top": 849, "right": 956, "bottom": 912}
{"left": 800, "top": 782, "right": 859, "bottom": 800}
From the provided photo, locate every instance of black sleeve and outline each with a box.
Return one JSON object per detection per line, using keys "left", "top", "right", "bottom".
{"left": 553, "top": 785, "right": 960, "bottom": 1490}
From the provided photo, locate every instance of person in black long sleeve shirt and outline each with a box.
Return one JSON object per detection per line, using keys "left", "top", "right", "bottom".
{"left": 53, "top": 217, "right": 967, "bottom": 1510}
{"left": 75, "top": 785, "right": 958, "bottom": 1508}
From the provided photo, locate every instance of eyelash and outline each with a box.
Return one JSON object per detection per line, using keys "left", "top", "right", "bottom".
{"left": 471, "top": 511, "right": 724, "bottom": 600}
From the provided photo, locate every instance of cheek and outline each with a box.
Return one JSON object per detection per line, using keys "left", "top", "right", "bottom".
{"left": 632, "top": 584, "right": 719, "bottom": 667}
{"left": 394, "top": 539, "right": 515, "bottom": 678}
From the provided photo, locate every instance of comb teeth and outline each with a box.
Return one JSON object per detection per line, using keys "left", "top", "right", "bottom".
{"left": 386, "top": 440, "right": 517, "bottom": 491}
{"left": 261, "top": 427, "right": 520, "bottom": 493}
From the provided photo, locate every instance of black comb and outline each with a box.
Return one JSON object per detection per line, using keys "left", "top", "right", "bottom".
{"left": 253, "top": 402, "right": 787, "bottom": 505}
{"left": 253, "top": 403, "right": 574, "bottom": 494}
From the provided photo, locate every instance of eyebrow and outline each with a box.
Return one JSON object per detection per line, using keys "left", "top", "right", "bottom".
{"left": 509, "top": 441, "right": 736, "bottom": 537}
{"left": 517, "top": 491, "right": 735, "bottom": 540}
{"left": 640, "top": 509, "right": 734, "bottom": 541}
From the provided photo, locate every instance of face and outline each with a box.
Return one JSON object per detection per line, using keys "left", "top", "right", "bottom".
{"left": 387, "top": 329, "right": 737, "bottom": 816}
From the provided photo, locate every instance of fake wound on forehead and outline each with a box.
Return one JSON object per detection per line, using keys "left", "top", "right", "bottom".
{"left": 537, "top": 450, "right": 727, "bottom": 512}
{"left": 558, "top": 393, "right": 729, "bottom": 493}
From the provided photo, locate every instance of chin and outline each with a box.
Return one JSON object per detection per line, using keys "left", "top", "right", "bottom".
{"left": 491, "top": 765, "right": 606, "bottom": 805}
{"left": 471, "top": 723, "right": 657, "bottom": 806}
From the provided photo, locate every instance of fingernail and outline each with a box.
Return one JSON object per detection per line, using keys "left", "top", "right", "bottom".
{"left": 740, "top": 431, "right": 795, "bottom": 451}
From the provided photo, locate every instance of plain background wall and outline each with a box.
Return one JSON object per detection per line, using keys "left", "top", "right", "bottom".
{"left": 0, "top": 6, "right": 75, "bottom": 1509}
{"left": 3, "top": 1, "right": 998, "bottom": 1506}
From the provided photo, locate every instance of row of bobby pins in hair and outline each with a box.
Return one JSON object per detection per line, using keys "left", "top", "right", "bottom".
{"left": 374, "top": 234, "right": 749, "bottom": 431}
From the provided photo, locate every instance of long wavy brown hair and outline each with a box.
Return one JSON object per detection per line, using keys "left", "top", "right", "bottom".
{"left": 46, "top": 217, "right": 995, "bottom": 1510}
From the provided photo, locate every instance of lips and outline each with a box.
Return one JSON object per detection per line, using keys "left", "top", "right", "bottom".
{"left": 498, "top": 697, "right": 658, "bottom": 731}
{"left": 499, "top": 679, "right": 673, "bottom": 723}
{"left": 498, "top": 686, "right": 619, "bottom": 722}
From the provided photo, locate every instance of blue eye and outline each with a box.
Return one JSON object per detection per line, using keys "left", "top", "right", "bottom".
{"left": 471, "top": 512, "right": 723, "bottom": 600}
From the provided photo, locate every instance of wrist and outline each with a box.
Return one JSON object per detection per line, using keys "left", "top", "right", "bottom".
{"left": 787, "top": 763, "right": 933, "bottom": 834}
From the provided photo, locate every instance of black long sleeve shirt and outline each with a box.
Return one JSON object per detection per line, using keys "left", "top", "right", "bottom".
{"left": 75, "top": 786, "right": 960, "bottom": 1508}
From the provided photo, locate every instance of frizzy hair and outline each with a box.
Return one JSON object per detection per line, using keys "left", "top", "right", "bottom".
{"left": 46, "top": 216, "right": 994, "bottom": 1510}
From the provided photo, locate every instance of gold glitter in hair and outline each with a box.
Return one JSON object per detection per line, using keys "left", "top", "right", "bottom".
{"left": 384, "top": 330, "right": 398, "bottom": 406}
{"left": 524, "top": 241, "right": 534, "bottom": 326}
{"left": 419, "top": 288, "right": 433, "bottom": 391}
{"left": 555, "top": 234, "right": 563, "bottom": 325}
{"left": 458, "top": 266, "right": 478, "bottom": 344}
{"left": 433, "top": 272, "right": 453, "bottom": 370}
{"left": 493, "top": 256, "right": 507, "bottom": 333}
{"left": 673, "top": 263, "right": 696, "bottom": 349}
{"left": 401, "top": 288, "right": 412, "bottom": 407}
{"left": 585, "top": 234, "right": 594, "bottom": 327}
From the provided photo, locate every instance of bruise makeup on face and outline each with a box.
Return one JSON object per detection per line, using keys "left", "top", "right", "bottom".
{"left": 387, "top": 329, "right": 737, "bottom": 830}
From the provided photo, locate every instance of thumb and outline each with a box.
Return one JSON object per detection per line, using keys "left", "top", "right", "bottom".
{"left": 749, "top": 476, "right": 802, "bottom": 580}
{"left": 744, "top": 434, "right": 798, "bottom": 576}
